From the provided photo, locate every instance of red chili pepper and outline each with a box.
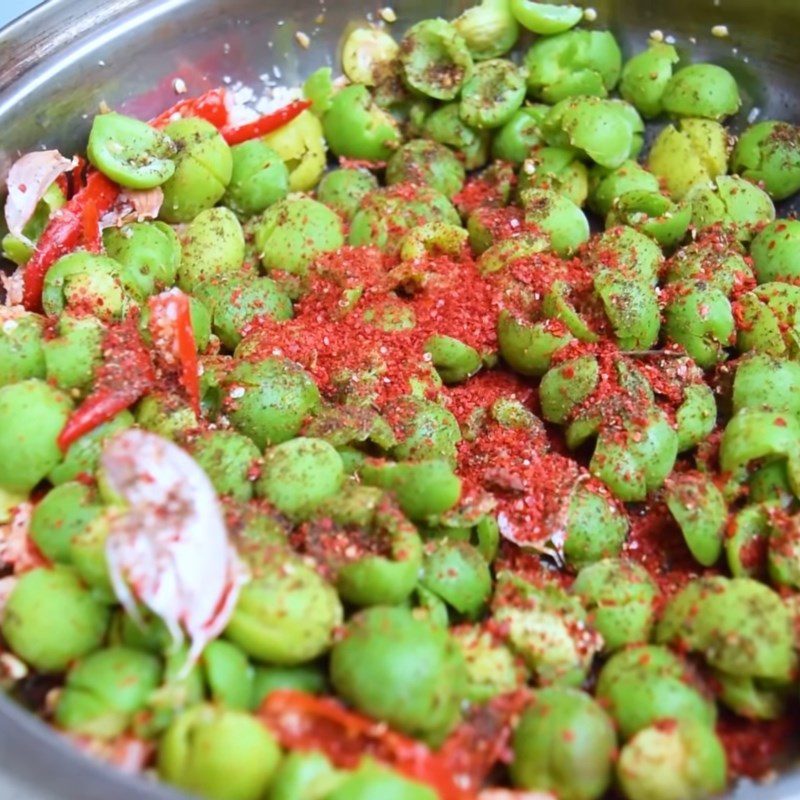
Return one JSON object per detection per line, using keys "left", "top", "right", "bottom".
{"left": 22, "top": 171, "right": 119, "bottom": 312}
{"left": 81, "top": 198, "right": 102, "bottom": 253}
{"left": 58, "top": 320, "right": 155, "bottom": 451}
{"left": 69, "top": 155, "right": 89, "bottom": 194}
{"left": 259, "top": 690, "right": 474, "bottom": 800}
{"left": 220, "top": 98, "right": 312, "bottom": 145}
{"left": 438, "top": 690, "right": 530, "bottom": 794}
{"left": 148, "top": 289, "right": 201, "bottom": 415}
{"left": 149, "top": 87, "right": 230, "bottom": 129}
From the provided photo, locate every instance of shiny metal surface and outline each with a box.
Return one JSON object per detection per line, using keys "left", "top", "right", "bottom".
{"left": 0, "top": 0, "right": 799, "bottom": 797}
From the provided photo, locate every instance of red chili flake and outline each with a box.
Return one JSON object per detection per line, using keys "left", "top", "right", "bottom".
{"left": 452, "top": 176, "right": 506, "bottom": 217}
{"left": 58, "top": 317, "right": 155, "bottom": 450}
{"left": 242, "top": 246, "right": 497, "bottom": 407}
{"left": 448, "top": 370, "right": 535, "bottom": 419}
{"left": 623, "top": 501, "right": 709, "bottom": 609}
{"left": 717, "top": 713, "right": 799, "bottom": 780}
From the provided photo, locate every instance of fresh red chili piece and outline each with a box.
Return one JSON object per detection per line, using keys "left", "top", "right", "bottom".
{"left": 148, "top": 289, "right": 201, "bottom": 414}
{"left": 58, "top": 320, "right": 155, "bottom": 451}
{"left": 439, "top": 691, "right": 530, "bottom": 794}
{"left": 22, "top": 171, "right": 119, "bottom": 312}
{"left": 220, "top": 99, "right": 312, "bottom": 145}
{"left": 81, "top": 198, "right": 102, "bottom": 253}
{"left": 69, "top": 155, "right": 89, "bottom": 195}
{"left": 149, "top": 87, "right": 230, "bottom": 129}
{"left": 259, "top": 690, "right": 474, "bottom": 800}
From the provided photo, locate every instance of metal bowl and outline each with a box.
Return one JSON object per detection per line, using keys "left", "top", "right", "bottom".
{"left": 0, "top": 0, "right": 799, "bottom": 797}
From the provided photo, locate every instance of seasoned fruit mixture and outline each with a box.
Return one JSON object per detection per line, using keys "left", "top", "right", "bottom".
{"left": 1, "top": 3, "right": 800, "bottom": 799}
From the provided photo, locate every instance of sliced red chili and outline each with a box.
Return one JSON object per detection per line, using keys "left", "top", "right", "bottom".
{"left": 58, "top": 320, "right": 155, "bottom": 451}
{"left": 149, "top": 87, "right": 229, "bottom": 129}
{"left": 220, "top": 98, "right": 312, "bottom": 145}
{"left": 258, "top": 690, "right": 474, "bottom": 800}
{"left": 439, "top": 690, "right": 530, "bottom": 794}
{"left": 148, "top": 289, "right": 201, "bottom": 415}
{"left": 22, "top": 171, "right": 119, "bottom": 312}
{"left": 81, "top": 198, "right": 102, "bottom": 254}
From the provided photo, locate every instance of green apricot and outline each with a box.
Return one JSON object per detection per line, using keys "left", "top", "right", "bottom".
{"left": 1, "top": 566, "right": 109, "bottom": 673}
{"left": 590, "top": 406, "right": 678, "bottom": 502}
{"left": 317, "top": 168, "right": 379, "bottom": 220}
{"left": 719, "top": 408, "right": 800, "bottom": 491}
{"left": 224, "top": 358, "right": 320, "bottom": 450}
{"left": 656, "top": 576, "right": 796, "bottom": 681}
{"left": 103, "top": 221, "right": 181, "bottom": 298}
{"left": 524, "top": 30, "right": 622, "bottom": 104}
{"left": 251, "top": 664, "right": 327, "bottom": 709}
{"left": 158, "top": 704, "right": 282, "bottom": 800}
{"left": 420, "top": 540, "right": 492, "bottom": 618}
{"left": 262, "top": 110, "right": 327, "bottom": 192}
{"left": 517, "top": 146, "right": 589, "bottom": 208}
{"left": 732, "top": 353, "right": 800, "bottom": 418}
{"left": 492, "top": 105, "right": 549, "bottom": 164}
{"left": 225, "top": 556, "right": 343, "bottom": 665}
{"left": 663, "top": 281, "right": 734, "bottom": 369}
{"left": 29, "top": 481, "right": 104, "bottom": 563}
{"left": 178, "top": 206, "right": 245, "bottom": 293}
{"left": 42, "top": 252, "right": 133, "bottom": 321}
{"left": 616, "top": 719, "right": 727, "bottom": 800}
{"left": 736, "top": 283, "right": 800, "bottom": 358}
{"left": 665, "top": 472, "right": 727, "bottom": 567}
{"left": 387, "top": 395, "right": 461, "bottom": 464}
{"left": 160, "top": 117, "right": 233, "bottom": 222}
{"left": 268, "top": 751, "right": 342, "bottom": 800}
{"left": 492, "top": 573, "right": 600, "bottom": 687}
{"left": 451, "top": 625, "right": 527, "bottom": 703}
{"left": 255, "top": 196, "right": 344, "bottom": 277}
{"left": 330, "top": 605, "right": 467, "bottom": 743}
{"left": 324, "top": 84, "right": 402, "bottom": 162}
{"left": 688, "top": 175, "right": 775, "bottom": 242}
{"left": 55, "top": 646, "right": 161, "bottom": 738}
{"left": 327, "top": 760, "right": 437, "bottom": 800}
{"left": 520, "top": 187, "right": 590, "bottom": 256}
{"left": 423, "top": 102, "right": 491, "bottom": 170}
{"left": 453, "top": 0, "right": 520, "bottom": 61}
{"left": 731, "top": 120, "right": 800, "bottom": 200}
{"left": 563, "top": 483, "right": 629, "bottom": 569}
{"left": 202, "top": 639, "right": 253, "bottom": 711}
{"left": 256, "top": 437, "right": 344, "bottom": 518}
{"left": 588, "top": 162, "right": 660, "bottom": 217}
{"left": 0, "top": 312, "right": 46, "bottom": 387}
{"left": 751, "top": 219, "right": 800, "bottom": 284}
{"left": 620, "top": 43, "right": 679, "bottom": 118}
{"left": 571, "top": 559, "right": 657, "bottom": 652}
{"left": 48, "top": 410, "right": 134, "bottom": 485}
{"left": 360, "top": 459, "right": 462, "bottom": 520}
{"left": 510, "top": 687, "right": 617, "bottom": 800}
{"left": 386, "top": 138, "right": 466, "bottom": 198}
{"left": 497, "top": 310, "right": 574, "bottom": 377}
{"left": 662, "top": 63, "right": 741, "bottom": 120}
{"left": 0, "top": 379, "right": 72, "bottom": 493}
{"left": 43, "top": 313, "right": 104, "bottom": 393}
{"left": 349, "top": 184, "right": 460, "bottom": 255}
{"left": 223, "top": 140, "right": 289, "bottom": 216}
{"left": 544, "top": 96, "right": 644, "bottom": 170}
{"left": 399, "top": 19, "right": 472, "bottom": 101}
{"left": 190, "top": 429, "right": 260, "bottom": 502}
{"left": 595, "top": 645, "right": 716, "bottom": 740}
{"left": 647, "top": 118, "right": 729, "bottom": 200}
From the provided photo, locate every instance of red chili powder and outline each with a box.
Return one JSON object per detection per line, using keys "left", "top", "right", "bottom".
{"left": 717, "top": 713, "right": 799, "bottom": 780}
{"left": 242, "top": 245, "right": 497, "bottom": 407}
